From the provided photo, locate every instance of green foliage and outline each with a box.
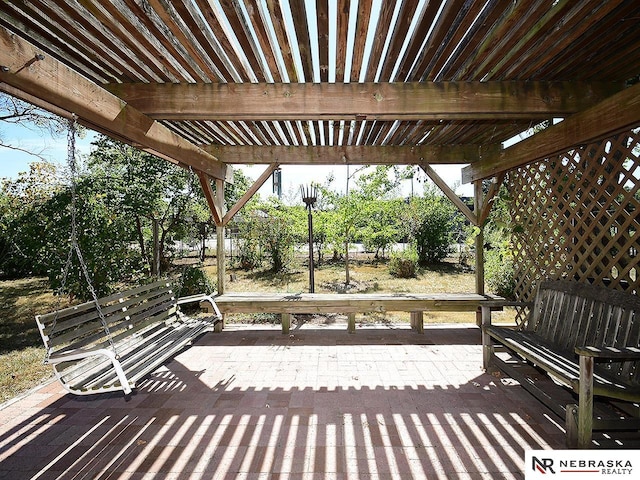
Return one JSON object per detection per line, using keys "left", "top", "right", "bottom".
{"left": 175, "top": 265, "right": 216, "bottom": 297}
{"left": 257, "top": 199, "right": 297, "bottom": 272}
{"left": 45, "top": 177, "right": 144, "bottom": 299}
{"left": 88, "top": 136, "right": 206, "bottom": 274}
{"left": 317, "top": 166, "right": 404, "bottom": 283}
{"left": 388, "top": 248, "right": 418, "bottom": 278}
{"left": 0, "top": 163, "right": 142, "bottom": 298}
{"left": 402, "top": 187, "right": 459, "bottom": 265}
{"left": 0, "top": 134, "right": 252, "bottom": 297}
{"left": 483, "top": 184, "right": 517, "bottom": 299}
{"left": 352, "top": 167, "right": 403, "bottom": 258}
{"left": 310, "top": 209, "right": 335, "bottom": 264}
{"left": 359, "top": 197, "right": 402, "bottom": 258}
{"left": 236, "top": 198, "right": 298, "bottom": 273}
{"left": 235, "top": 212, "right": 264, "bottom": 270}
{"left": 0, "top": 162, "right": 62, "bottom": 278}
{"left": 485, "top": 249, "right": 516, "bottom": 299}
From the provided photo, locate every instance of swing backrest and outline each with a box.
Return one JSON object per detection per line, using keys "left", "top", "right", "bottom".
{"left": 36, "top": 280, "right": 179, "bottom": 358}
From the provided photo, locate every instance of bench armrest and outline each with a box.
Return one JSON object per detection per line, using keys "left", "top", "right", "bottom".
{"left": 177, "top": 293, "right": 222, "bottom": 319}
{"left": 480, "top": 301, "right": 530, "bottom": 327}
{"left": 47, "top": 348, "right": 132, "bottom": 395}
{"left": 575, "top": 345, "right": 640, "bottom": 359}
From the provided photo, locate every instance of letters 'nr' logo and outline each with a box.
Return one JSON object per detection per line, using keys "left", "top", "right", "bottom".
{"left": 532, "top": 457, "right": 555, "bottom": 474}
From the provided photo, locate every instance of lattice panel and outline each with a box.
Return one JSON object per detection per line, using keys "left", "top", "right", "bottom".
{"left": 506, "top": 127, "right": 640, "bottom": 327}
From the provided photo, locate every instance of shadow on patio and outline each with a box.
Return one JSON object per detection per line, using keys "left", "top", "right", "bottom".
{"left": 1, "top": 325, "right": 567, "bottom": 479}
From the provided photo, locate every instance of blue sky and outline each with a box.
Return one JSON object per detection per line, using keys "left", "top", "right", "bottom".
{"left": 0, "top": 121, "right": 95, "bottom": 179}
{"left": 1, "top": 120, "right": 473, "bottom": 200}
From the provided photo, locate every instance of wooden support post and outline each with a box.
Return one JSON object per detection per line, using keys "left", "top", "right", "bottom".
{"left": 410, "top": 311, "right": 424, "bottom": 334}
{"left": 578, "top": 355, "right": 594, "bottom": 448}
{"left": 282, "top": 313, "right": 291, "bottom": 334}
{"left": 215, "top": 179, "right": 226, "bottom": 332}
{"left": 474, "top": 181, "right": 485, "bottom": 326}
{"left": 347, "top": 313, "right": 356, "bottom": 333}
{"left": 481, "top": 305, "right": 493, "bottom": 370}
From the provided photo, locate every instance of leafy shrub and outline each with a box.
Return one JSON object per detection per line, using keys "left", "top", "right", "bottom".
{"left": 485, "top": 249, "right": 516, "bottom": 299}
{"left": 237, "top": 241, "right": 262, "bottom": 270}
{"left": 402, "top": 191, "right": 459, "bottom": 265}
{"left": 388, "top": 249, "right": 418, "bottom": 278}
{"left": 175, "top": 265, "right": 216, "bottom": 297}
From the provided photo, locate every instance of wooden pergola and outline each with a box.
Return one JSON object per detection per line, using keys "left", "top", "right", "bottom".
{"left": 1, "top": 1, "right": 639, "bottom": 306}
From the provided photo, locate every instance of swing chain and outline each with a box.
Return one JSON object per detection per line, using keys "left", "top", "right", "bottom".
{"left": 46, "top": 116, "right": 118, "bottom": 360}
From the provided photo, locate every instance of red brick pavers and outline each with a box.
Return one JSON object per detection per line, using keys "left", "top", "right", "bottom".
{"left": 0, "top": 324, "right": 565, "bottom": 479}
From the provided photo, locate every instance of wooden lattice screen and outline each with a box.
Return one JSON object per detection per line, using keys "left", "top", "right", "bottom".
{"left": 506, "top": 127, "right": 640, "bottom": 327}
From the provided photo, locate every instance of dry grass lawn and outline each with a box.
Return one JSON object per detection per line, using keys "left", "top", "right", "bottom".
{"left": 0, "top": 277, "right": 75, "bottom": 404}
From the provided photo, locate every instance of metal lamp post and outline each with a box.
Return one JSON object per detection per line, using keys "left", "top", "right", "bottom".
{"left": 300, "top": 184, "right": 318, "bottom": 293}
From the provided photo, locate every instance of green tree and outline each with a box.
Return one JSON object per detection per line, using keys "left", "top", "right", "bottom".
{"left": 310, "top": 208, "right": 334, "bottom": 265}
{"left": 44, "top": 174, "right": 142, "bottom": 298}
{"left": 0, "top": 162, "right": 62, "bottom": 278}
{"left": 319, "top": 166, "right": 403, "bottom": 283}
{"left": 0, "top": 160, "right": 141, "bottom": 297}
{"left": 88, "top": 136, "right": 207, "bottom": 275}
{"left": 257, "top": 198, "right": 299, "bottom": 272}
{"left": 403, "top": 185, "right": 460, "bottom": 265}
{"left": 354, "top": 166, "right": 402, "bottom": 259}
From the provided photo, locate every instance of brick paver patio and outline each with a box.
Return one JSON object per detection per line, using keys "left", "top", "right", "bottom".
{"left": 0, "top": 323, "right": 567, "bottom": 479}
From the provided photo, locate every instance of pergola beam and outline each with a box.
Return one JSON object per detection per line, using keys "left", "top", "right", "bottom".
{"left": 462, "top": 83, "right": 640, "bottom": 182}
{"left": 0, "top": 27, "right": 232, "bottom": 182}
{"left": 106, "top": 81, "right": 621, "bottom": 121}
{"left": 204, "top": 144, "right": 497, "bottom": 165}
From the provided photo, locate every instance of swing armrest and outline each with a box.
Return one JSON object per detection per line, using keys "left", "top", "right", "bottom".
{"left": 177, "top": 293, "right": 222, "bottom": 320}
{"left": 46, "top": 348, "right": 132, "bottom": 395}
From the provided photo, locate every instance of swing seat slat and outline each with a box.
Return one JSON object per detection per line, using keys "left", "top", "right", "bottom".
{"left": 36, "top": 280, "right": 221, "bottom": 396}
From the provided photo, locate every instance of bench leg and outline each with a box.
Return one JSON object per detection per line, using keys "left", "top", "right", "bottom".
{"left": 282, "top": 313, "right": 291, "bottom": 335}
{"left": 566, "top": 404, "right": 579, "bottom": 448}
{"left": 577, "top": 355, "right": 594, "bottom": 448}
{"left": 214, "top": 314, "right": 225, "bottom": 333}
{"left": 347, "top": 313, "right": 355, "bottom": 333}
{"left": 410, "top": 311, "right": 423, "bottom": 334}
{"left": 481, "top": 306, "right": 493, "bottom": 370}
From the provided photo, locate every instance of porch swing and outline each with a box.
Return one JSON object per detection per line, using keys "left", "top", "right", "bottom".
{"left": 34, "top": 117, "right": 221, "bottom": 396}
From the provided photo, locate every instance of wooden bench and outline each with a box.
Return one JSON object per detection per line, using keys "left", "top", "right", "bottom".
{"left": 36, "top": 280, "right": 221, "bottom": 396}
{"left": 215, "top": 292, "right": 508, "bottom": 334}
{"left": 483, "top": 279, "right": 640, "bottom": 448}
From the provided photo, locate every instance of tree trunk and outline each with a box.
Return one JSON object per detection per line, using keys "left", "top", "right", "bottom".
{"left": 135, "top": 216, "right": 146, "bottom": 261}
{"left": 200, "top": 224, "right": 206, "bottom": 262}
{"left": 345, "top": 238, "right": 350, "bottom": 284}
{"left": 151, "top": 218, "right": 160, "bottom": 277}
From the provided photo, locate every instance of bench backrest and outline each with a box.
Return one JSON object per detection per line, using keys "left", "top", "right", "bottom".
{"left": 36, "top": 280, "right": 178, "bottom": 357}
{"left": 529, "top": 279, "right": 640, "bottom": 381}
